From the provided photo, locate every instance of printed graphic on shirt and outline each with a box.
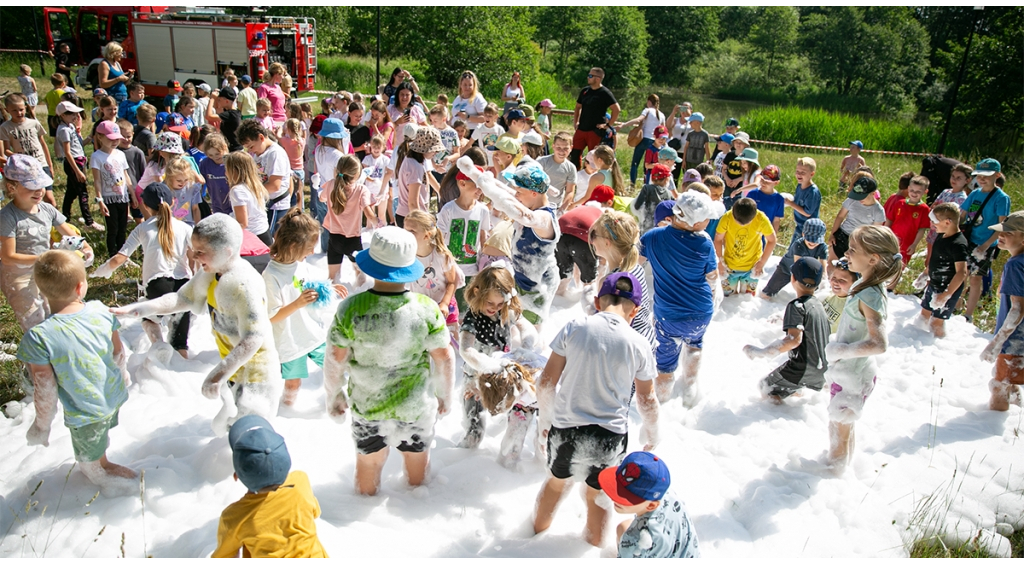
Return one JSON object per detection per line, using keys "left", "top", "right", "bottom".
{"left": 448, "top": 218, "right": 481, "bottom": 265}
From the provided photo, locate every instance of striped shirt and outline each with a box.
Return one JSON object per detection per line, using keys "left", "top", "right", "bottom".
{"left": 621, "top": 263, "right": 656, "bottom": 350}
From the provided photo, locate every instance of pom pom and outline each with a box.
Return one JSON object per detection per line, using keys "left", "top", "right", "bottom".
{"left": 303, "top": 280, "right": 335, "bottom": 308}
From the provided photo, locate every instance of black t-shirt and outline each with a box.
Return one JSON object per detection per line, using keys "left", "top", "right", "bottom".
{"left": 779, "top": 294, "right": 830, "bottom": 387}
{"left": 55, "top": 52, "right": 73, "bottom": 84}
{"left": 348, "top": 123, "right": 370, "bottom": 161}
{"left": 576, "top": 86, "right": 617, "bottom": 132}
{"left": 218, "top": 110, "right": 243, "bottom": 152}
{"left": 928, "top": 231, "right": 969, "bottom": 291}
{"left": 723, "top": 150, "right": 742, "bottom": 181}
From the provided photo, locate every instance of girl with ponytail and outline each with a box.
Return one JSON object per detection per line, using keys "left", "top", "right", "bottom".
{"left": 322, "top": 154, "right": 376, "bottom": 283}
{"left": 587, "top": 210, "right": 655, "bottom": 348}
{"left": 404, "top": 209, "right": 466, "bottom": 335}
{"left": 90, "top": 181, "right": 195, "bottom": 358}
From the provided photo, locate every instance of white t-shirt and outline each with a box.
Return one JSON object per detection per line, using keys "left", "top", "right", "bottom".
{"left": 89, "top": 149, "right": 131, "bottom": 203}
{"left": 450, "top": 92, "right": 487, "bottom": 130}
{"left": 361, "top": 153, "right": 390, "bottom": 199}
{"left": 118, "top": 215, "right": 193, "bottom": 284}
{"left": 549, "top": 311, "right": 656, "bottom": 434}
{"left": 229, "top": 184, "right": 270, "bottom": 236}
{"left": 315, "top": 145, "right": 344, "bottom": 194}
{"left": 253, "top": 143, "right": 291, "bottom": 211}
{"left": 262, "top": 259, "right": 326, "bottom": 363}
{"left": 410, "top": 249, "right": 465, "bottom": 305}
{"left": 574, "top": 169, "right": 594, "bottom": 203}
{"left": 395, "top": 157, "right": 429, "bottom": 217}
{"left": 639, "top": 107, "right": 666, "bottom": 138}
{"left": 471, "top": 123, "right": 505, "bottom": 165}
{"left": 437, "top": 199, "right": 492, "bottom": 276}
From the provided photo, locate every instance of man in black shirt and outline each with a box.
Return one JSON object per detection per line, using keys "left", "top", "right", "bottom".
{"left": 570, "top": 67, "right": 620, "bottom": 169}
{"left": 210, "top": 87, "right": 243, "bottom": 152}
{"left": 54, "top": 43, "right": 74, "bottom": 87}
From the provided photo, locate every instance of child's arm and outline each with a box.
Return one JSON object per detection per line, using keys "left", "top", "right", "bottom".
{"left": 559, "top": 182, "right": 576, "bottom": 213}
{"left": 839, "top": 157, "right": 851, "bottom": 183}
{"left": 111, "top": 273, "right": 210, "bottom": 318}
{"left": 460, "top": 331, "right": 503, "bottom": 374}
{"left": 90, "top": 253, "right": 129, "bottom": 279}
{"left": 323, "top": 345, "right": 351, "bottom": 421}
{"left": 200, "top": 292, "right": 273, "bottom": 399}
{"left": 982, "top": 295, "right": 1024, "bottom": 362}
{"left": 362, "top": 205, "right": 377, "bottom": 226}
{"left": 191, "top": 203, "right": 202, "bottom": 226}
{"left": 0, "top": 236, "right": 40, "bottom": 266}
{"left": 932, "top": 261, "right": 968, "bottom": 312}
{"left": 233, "top": 203, "right": 249, "bottom": 228}
{"left": 55, "top": 222, "right": 94, "bottom": 261}
{"left": 713, "top": 232, "right": 726, "bottom": 274}
{"left": 704, "top": 140, "right": 711, "bottom": 161}
{"left": 907, "top": 227, "right": 927, "bottom": 257}
{"left": 744, "top": 327, "right": 803, "bottom": 359}
{"left": 26, "top": 363, "right": 58, "bottom": 446}
{"left": 972, "top": 216, "right": 1007, "bottom": 259}
{"left": 438, "top": 261, "right": 460, "bottom": 311}
{"left": 681, "top": 140, "right": 689, "bottom": 162}
{"left": 62, "top": 141, "right": 87, "bottom": 182}
{"left": 635, "top": 378, "right": 659, "bottom": 451}
{"left": 456, "top": 157, "right": 545, "bottom": 231}
{"left": 535, "top": 352, "right": 567, "bottom": 450}
{"left": 429, "top": 344, "right": 455, "bottom": 416}
{"left": 268, "top": 288, "right": 318, "bottom": 324}
{"left": 754, "top": 232, "right": 777, "bottom": 278}
{"left": 829, "top": 207, "right": 849, "bottom": 246}
{"left": 92, "top": 168, "right": 110, "bottom": 217}
{"left": 512, "top": 314, "right": 541, "bottom": 352}
{"left": 826, "top": 300, "right": 887, "bottom": 361}
{"left": 707, "top": 269, "right": 723, "bottom": 312}
{"left": 39, "top": 133, "right": 54, "bottom": 172}
{"left": 771, "top": 216, "right": 781, "bottom": 234}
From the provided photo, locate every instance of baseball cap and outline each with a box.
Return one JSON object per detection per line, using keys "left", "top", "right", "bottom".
{"left": 167, "top": 112, "right": 188, "bottom": 133}
{"left": 228, "top": 415, "right": 291, "bottom": 492}
{"left": 972, "top": 158, "right": 1001, "bottom": 176}
{"left": 456, "top": 165, "right": 483, "bottom": 183}
{"left": 588, "top": 184, "right": 615, "bottom": 205}
{"left": 154, "top": 111, "right": 170, "bottom": 132}
{"left": 309, "top": 114, "right": 327, "bottom": 136}
{"left": 654, "top": 201, "right": 676, "bottom": 226}
{"left": 2, "top": 154, "right": 53, "bottom": 191}
{"left": 725, "top": 117, "right": 740, "bottom": 127}
{"left": 517, "top": 104, "right": 535, "bottom": 119}
{"left": 792, "top": 257, "right": 823, "bottom": 288}
{"left": 494, "top": 136, "right": 522, "bottom": 155}
{"left": 990, "top": 210, "right": 1024, "bottom": 233}
{"left": 92, "top": 87, "right": 107, "bottom": 98}
{"left": 197, "top": 83, "right": 212, "bottom": 93}
{"left": 658, "top": 146, "right": 683, "bottom": 164}
{"left": 850, "top": 140, "right": 864, "bottom": 149}
{"left": 218, "top": 87, "right": 237, "bottom": 101}
{"left": 682, "top": 169, "right": 701, "bottom": 184}
{"left": 651, "top": 164, "right": 672, "bottom": 181}
{"left": 95, "top": 120, "right": 126, "bottom": 141}
{"left": 56, "top": 101, "right": 84, "bottom": 115}
{"left": 653, "top": 125, "right": 669, "bottom": 138}
{"left": 510, "top": 161, "right": 550, "bottom": 194}
{"left": 848, "top": 176, "right": 877, "bottom": 201}
{"left": 506, "top": 109, "right": 526, "bottom": 122}
{"left": 167, "top": 79, "right": 183, "bottom": 92}
{"left": 537, "top": 98, "right": 556, "bottom": 108}
{"left": 141, "top": 182, "right": 173, "bottom": 211}
{"left": 688, "top": 112, "right": 704, "bottom": 123}
{"left": 522, "top": 130, "right": 544, "bottom": 146}
{"left": 240, "top": 74, "right": 252, "bottom": 85}
{"left": 354, "top": 226, "right": 424, "bottom": 283}
{"left": 802, "top": 218, "right": 827, "bottom": 244}
{"left": 761, "top": 164, "right": 781, "bottom": 182}
{"left": 598, "top": 271, "right": 642, "bottom": 308}
{"left": 718, "top": 133, "right": 735, "bottom": 145}
{"left": 673, "top": 190, "right": 720, "bottom": 225}
{"left": 598, "top": 451, "right": 670, "bottom": 505}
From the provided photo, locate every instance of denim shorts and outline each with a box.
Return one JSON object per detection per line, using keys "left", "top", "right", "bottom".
{"left": 654, "top": 315, "right": 712, "bottom": 373}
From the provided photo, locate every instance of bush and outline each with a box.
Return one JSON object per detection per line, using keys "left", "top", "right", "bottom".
{"left": 316, "top": 56, "right": 434, "bottom": 97}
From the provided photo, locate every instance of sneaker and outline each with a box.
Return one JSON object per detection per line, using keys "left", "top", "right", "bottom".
{"left": 87, "top": 222, "right": 105, "bottom": 232}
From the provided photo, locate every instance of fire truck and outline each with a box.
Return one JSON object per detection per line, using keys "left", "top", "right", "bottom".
{"left": 41, "top": 6, "right": 317, "bottom": 98}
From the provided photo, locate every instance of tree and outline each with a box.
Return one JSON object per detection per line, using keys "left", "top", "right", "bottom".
{"left": 531, "top": 6, "right": 598, "bottom": 82}
{"left": 747, "top": 7, "right": 799, "bottom": 85}
{"left": 577, "top": 6, "right": 650, "bottom": 90}
{"left": 717, "top": 6, "right": 760, "bottom": 42}
{"left": 641, "top": 7, "right": 720, "bottom": 86}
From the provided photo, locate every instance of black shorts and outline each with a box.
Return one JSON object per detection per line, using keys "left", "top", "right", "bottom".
{"left": 966, "top": 242, "right": 999, "bottom": 276}
{"left": 352, "top": 416, "right": 432, "bottom": 455}
{"left": 547, "top": 425, "right": 627, "bottom": 489}
{"left": 921, "top": 282, "right": 965, "bottom": 320}
{"left": 555, "top": 234, "right": 598, "bottom": 284}
{"left": 327, "top": 233, "right": 363, "bottom": 266}
{"left": 832, "top": 229, "right": 851, "bottom": 259}
{"left": 761, "top": 364, "right": 825, "bottom": 399}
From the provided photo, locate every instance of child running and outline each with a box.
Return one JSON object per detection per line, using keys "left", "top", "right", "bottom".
{"left": 322, "top": 154, "right": 375, "bottom": 284}
{"left": 404, "top": 210, "right": 466, "bottom": 338}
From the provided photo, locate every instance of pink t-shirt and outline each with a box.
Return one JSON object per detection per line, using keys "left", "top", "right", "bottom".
{"left": 368, "top": 121, "right": 395, "bottom": 151}
{"left": 278, "top": 135, "right": 305, "bottom": 170}
{"left": 256, "top": 83, "right": 286, "bottom": 122}
{"left": 322, "top": 181, "right": 371, "bottom": 237}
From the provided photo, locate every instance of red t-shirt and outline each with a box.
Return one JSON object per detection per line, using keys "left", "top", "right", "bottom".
{"left": 887, "top": 199, "right": 931, "bottom": 256}
{"left": 558, "top": 205, "right": 603, "bottom": 242}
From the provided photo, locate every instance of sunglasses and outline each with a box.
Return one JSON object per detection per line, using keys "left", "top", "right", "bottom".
{"left": 588, "top": 74, "right": 601, "bottom": 79}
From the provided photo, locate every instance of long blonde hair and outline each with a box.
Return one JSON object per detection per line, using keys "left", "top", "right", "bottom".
{"left": 405, "top": 210, "right": 452, "bottom": 261}
{"left": 592, "top": 145, "right": 626, "bottom": 195}
{"left": 224, "top": 152, "right": 269, "bottom": 204}
{"left": 330, "top": 154, "right": 362, "bottom": 215}
{"left": 154, "top": 201, "right": 176, "bottom": 260}
{"left": 849, "top": 225, "right": 903, "bottom": 296}
{"left": 589, "top": 210, "right": 640, "bottom": 272}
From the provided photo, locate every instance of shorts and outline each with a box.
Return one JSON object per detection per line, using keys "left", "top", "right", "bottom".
{"left": 70, "top": 410, "right": 120, "bottom": 462}
{"left": 327, "top": 233, "right": 363, "bottom": 265}
{"left": 517, "top": 269, "right": 557, "bottom": 325}
{"left": 555, "top": 234, "right": 598, "bottom": 284}
{"left": 281, "top": 343, "right": 326, "bottom": 380}
{"left": 832, "top": 229, "right": 851, "bottom": 259}
{"left": 921, "top": 283, "right": 965, "bottom": 320}
{"left": 0, "top": 264, "right": 47, "bottom": 332}
{"left": 654, "top": 316, "right": 711, "bottom": 373}
{"left": 443, "top": 296, "right": 460, "bottom": 326}
{"left": 723, "top": 266, "right": 758, "bottom": 295}
{"left": 995, "top": 354, "right": 1024, "bottom": 385}
{"left": 547, "top": 425, "right": 627, "bottom": 490}
{"left": 827, "top": 376, "right": 877, "bottom": 424}
{"left": 761, "top": 364, "right": 825, "bottom": 399}
{"left": 351, "top": 415, "right": 433, "bottom": 455}
{"left": 966, "top": 243, "right": 999, "bottom": 276}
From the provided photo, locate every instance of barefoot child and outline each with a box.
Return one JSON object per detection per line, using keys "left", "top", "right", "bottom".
{"left": 589, "top": 210, "right": 655, "bottom": 349}
{"left": 214, "top": 415, "right": 328, "bottom": 557}
{"left": 979, "top": 211, "right": 1024, "bottom": 411}
{"left": 827, "top": 176, "right": 886, "bottom": 276}
{"left": 960, "top": 159, "right": 1010, "bottom": 323}
{"left": 533, "top": 272, "right": 660, "bottom": 547}
{"left": 405, "top": 210, "right": 466, "bottom": 337}
{"left": 885, "top": 175, "right": 931, "bottom": 268}
{"left": 839, "top": 141, "right": 866, "bottom": 190}
{"left": 824, "top": 225, "right": 900, "bottom": 472}
{"left": 745, "top": 258, "right": 831, "bottom": 402}
{"left": 714, "top": 197, "right": 777, "bottom": 296}
{"left": 19, "top": 250, "right": 137, "bottom": 497}
{"left": 919, "top": 203, "right": 968, "bottom": 338}
{"left": 760, "top": 218, "right": 828, "bottom": 299}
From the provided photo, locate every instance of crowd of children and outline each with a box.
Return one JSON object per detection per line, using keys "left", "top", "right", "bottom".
{"left": 1, "top": 65, "right": 1018, "bottom": 557}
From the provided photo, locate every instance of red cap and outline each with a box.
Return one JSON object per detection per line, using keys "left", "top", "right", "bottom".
{"left": 651, "top": 164, "right": 672, "bottom": 181}
{"left": 456, "top": 166, "right": 483, "bottom": 182}
{"left": 653, "top": 125, "right": 669, "bottom": 138}
{"left": 310, "top": 115, "right": 327, "bottom": 136}
{"left": 588, "top": 184, "right": 615, "bottom": 205}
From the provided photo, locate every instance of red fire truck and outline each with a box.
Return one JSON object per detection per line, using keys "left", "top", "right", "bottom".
{"left": 41, "top": 6, "right": 317, "bottom": 98}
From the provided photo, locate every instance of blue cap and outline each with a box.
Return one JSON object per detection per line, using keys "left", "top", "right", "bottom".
{"left": 599, "top": 451, "right": 670, "bottom": 505}
{"left": 654, "top": 201, "right": 676, "bottom": 226}
{"left": 597, "top": 271, "right": 642, "bottom": 307}
{"left": 506, "top": 109, "right": 526, "bottom": 121}
{"left": 228, "top": 415, "right": 291, "bottom": 492}
{"left": 155, "top": 111, "right": 170, "bottom": 132}
{"left": 658, "top": 146, "right": 683, "bottom": 163}
{"left": 718, "top": 133, "right": 735, "bottom": 145}
{"left": 973, "top": 158, "right": 1001, "bottom": 176}
{"left": 689, "top": 112, "right": 704, "bottom": 123}
{"left": 510, "top": 161, "right": 550, "bottom": 194}
{"left": 802, "top": 218, "right": 827, "bottom": 244}
{"left": 792, "top": 257, "right": 823, "bottom": 288}
{"left": 240, "top": 74, "right": 252, "bottom": 85}
{"left": 850, "top": 140, "right": 864, "bottom": 149}
{"left": 141, "top": 182, "right": 173, "bottom": 211}
{"left": 318, "top": 118, "right": 349, "bottom": 139}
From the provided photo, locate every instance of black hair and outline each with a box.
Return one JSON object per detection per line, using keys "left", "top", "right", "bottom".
{"left": 394, "top": 82, "right": 416, "bottom": 108}
{"left": 598, "top": 275, "right": 636, "bottom": 309}
{"left": 732, "top": 197, "right": 757, "bottom": 224}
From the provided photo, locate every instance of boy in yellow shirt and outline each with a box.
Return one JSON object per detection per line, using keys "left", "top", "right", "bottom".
{"left": 714, "top": 197, "right": 776, "bottom": 296}
{"left": 214, "top": 415, "right": 327, "bottom": 558}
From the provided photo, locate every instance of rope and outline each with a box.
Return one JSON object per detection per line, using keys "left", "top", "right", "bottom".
{"left": 0, "top": 49, "right": 52, "bottom": 56}
{"left": 749, "top": 138, "right": 941, "bottom": 158}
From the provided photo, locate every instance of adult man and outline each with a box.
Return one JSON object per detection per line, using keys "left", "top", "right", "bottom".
{"left": 570, "top": 68, "right": 620, "bottom": 170}
{"left": 54, "top": 43, "right": 74, "bottom": 87}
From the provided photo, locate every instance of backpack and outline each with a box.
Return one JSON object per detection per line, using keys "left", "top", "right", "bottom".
{"left": 919, "top": 156, "right": 962, "bottom": 205}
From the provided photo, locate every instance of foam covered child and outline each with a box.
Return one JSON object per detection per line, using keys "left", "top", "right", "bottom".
{"left": 474, "top": 348, "right": 547, "bottom": 469}
{"left": 980, "top": 211, "right": 1024, "bottom": 411}
{"left": 714, "top": 197, "right": 777, "bottom": 296}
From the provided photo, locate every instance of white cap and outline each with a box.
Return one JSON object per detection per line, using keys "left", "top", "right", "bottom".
{"left": 56, "top": 101, "right": 85, "bottom": 115}
{"left": 522, "top": 130, "right": 544, "bottom": 146}
{"left": 673, "top": 191, "right": 721, "bottom": 225}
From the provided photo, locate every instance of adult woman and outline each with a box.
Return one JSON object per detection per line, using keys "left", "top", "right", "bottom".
{"left": 665, "top": 101, "right": 693, "bottom": 150}
{"left": 619, "top": 94, "right": 665, "bottom": 184}
{"left": 97, "top": 42, "right": 133, "bottom": 103}
{"left": 378, "top": 67, "right": 419, "bottom": 103}
{"left": 345, "top": 102, "right": 371, "bottom": 161}
{"left": 500, "top": 71, "right": 525, "bottom": 115}
{"left": 366, "top": 100, "right": 395, "bottom": 151}
{"left": 388, "top": 82, "right": 427, "bottom": 128}
{"left": 256, "top": 62, "right": 288, "bottom": 124}
{"left": 450, "top": 70, "right": 487, "bottom": 134}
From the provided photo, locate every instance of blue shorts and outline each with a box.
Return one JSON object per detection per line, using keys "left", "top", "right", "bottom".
{"left": 655, "top": 316, "right": 711, "bottom": 373}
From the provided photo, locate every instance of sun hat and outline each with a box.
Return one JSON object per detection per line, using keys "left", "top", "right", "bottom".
{"left": 56, "top": 101, "right": 84, "bottom": 115}
{"left": 848, "top": 176, "right": 877, "bottom": 201}
{"left": 990, "top": 210, "right": 1024, "bottom": 233}
{"left": 654, "top": 201, "right": 676, "bottom": 226}
{"left": 761, "top": 164, "right": 781, "bottom": 182}
{"left": 658, "top": 146, "right": 683, "bottom": 164}
{"left": 653, "top": 125, "right": 669, "bottom": 139}
{"left": 588, "top": 184, "right": 615, "bottom": 205}
{"left": 522, "top": 130, "right": 544, "bottom": 146}
{"left": 141, "top": 182, "right": 173, "bottom": 211}
{"left": 2, "top": 154, "right": 53, "bottom": 191}
{"left": 718, "top": 133, "right": 735, "bottom": 145}
{"left": 688, "top": 112, "right": 704, "bottom": 123}
{"left": 218, "top": 87, "right": 236, "bottom": 101}
{"left": 735, "top": 148, "right": 760, "bottom": 167}
{"left": 537, "top": 99, "right": 556, "bottom": 108}
{"left": 354, "top": 226, "right": 425, "bottom": 284}
{"left": 506, "top": 109, "right": 526, "bottom": 122}
{"left": 850, "top": 140, "right": 864, "bottom": 149}
{"left": 651, "top": 164, "right": 672, "bottom": 182}
{"left": 597, "top": 271, "right": 643, "bottom": 308}
{"left": 672, "top": 190, "right": 720, "bottom": 225}
{"left": 197, "top": 83, "right": 212, "bottom": 93}
{"left": 681, "top": 169, "right": 701, "bottom": 184}
{"left": 732, "top": 131, "right": 750, "bottom": 145}
{"left": 167, "top": 112, "right": 188, "bottom": 133}
{"left": 518, "top": 104, "right": 535, "bottom": 119}
{"left": 972, "top": 158, "right": 1001, "bottom": 176}
{"left": 725, "top": 117, "right": 740, "bottom": 127}
{"left": 228, "top": 415, "right": 291, "bottom": 493}
{"left": 95, "top": 120, "right": 126, "bottom": 141}
{"left": 801, "top": 218, "right": 827, "bottom": 244}
{"left": 409, "top": 127, "right": 445, "bottom": 154}
{"left": 494, "top": 136, "right": 522, "bottom": 155}
{"left": 598, "top": 451, "right": 670, "bottom": 505}
{"left": 509, "top": 161, "right": 550, "bottom": 194}
{"left": 318, "top": 118, "right": 349, "bottom": 140}
{"left": 792, "top": 257, "right": 824, "bottom": 288}
{"left": 155, "top": 132, "right": 184, "bottom": 154}
{"left": 167, "top": 79, "right": 183, "bottom": 92}
{"left": 240, "top": 75, "right": 252, "bottom": 85}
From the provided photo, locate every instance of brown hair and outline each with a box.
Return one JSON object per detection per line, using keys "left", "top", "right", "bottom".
{"left": 704, "top": 176, "right": 725, "bottom": 191}
{"left": 951, "top": 163, "right": 973, "bottom": 178}
{"left": 931, "top": 202, "right": 960, "bottom": 223}
{"left": 465, "top": 264, "right": 522, "bottom": 325}
{"left": 849, "top": 225, "right": 902, "bottom": 296}
{"left": 136, "top": 102, "right": 157, "bottom": 124}
{"left": 687, "top": 182, "right": 710, "bottom": 196}
{"left": 478, "top": 362, "right": 537, "bottom": 416}
{"left": 153, "top": 201, "right": 177, "bottom": 260}
{"left": 224, "top": 152, "right": 269, "bottom": 204}
{"left": 203, "top": 132, "right": 228, "bottom": 154}
{"left": 646, "top": 93, "right": 660, "bottom": 112}
{"left": 589, "top": 210, "right": 640, "bottom": 272}
{"left": 256, "top": 98, "right": 271, "bottom": 111}
{"left": 732, "top": 197, "right": 757, "bottom": 224}
{"left": 50, "top": 73, "right": 66, "bottom": 87}
{"left": 269, "top": 208, "right": 321, "bottom": 264}
{"left": 236, "top": 119, "right": 271, "bottom": 144}
{"left": 552, "top": 131, "right": 572, "bottom": 146}
{"left": 898, "top": 171, "right": 915, "bottom": 191}
{"left": 330, "top": 154, "right": 362, "bottom": 215}
{"left": 34, "top": 250, "right": 86, "bottom": 302}
{"left": 910, "top": 175, "right": 930, "bottom": 190}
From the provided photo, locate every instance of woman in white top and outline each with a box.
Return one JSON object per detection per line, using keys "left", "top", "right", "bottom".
{"left": 450, "top": 70, "right": 488, "bottom": 134}
{"left": 620, "top": 94, "right": 666, "bottom": 184}
{"left": 501, "top": 71, "right": 525, "bottom": 115}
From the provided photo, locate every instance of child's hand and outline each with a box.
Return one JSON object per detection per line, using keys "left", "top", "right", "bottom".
{"left": 437, "top": 396, "right": 450, "bottom": 417}
{"left": 743, "top": 345, "right": 766, "bottom": 360}
{"left": 202, "top": 373, "right": 223, "bottom": 399}
{"left": 980, "top": 341, "right": 1000, "bottom": 364}
{"left": 753, "top": 264, "right": 765, "bottom": 278}
{"left": 332, "top": 284, "right": 349, "bottom": 299}
{"left": 109, "top": 304, "right": 141, "bottom": 318}
{"left": 26, "top": 422, "right": 50, "bottom": 447}
{"left": 328, "top": 393, "right": 348, "bottom": 422}
{"left": 75, "top": 170, "right": 87, "bottom": 183}
{"left": 292, "top": 289, "right": 319, "bottom": 309}
{"left": 99, "top": 201, "right": 110, "bottom": 217}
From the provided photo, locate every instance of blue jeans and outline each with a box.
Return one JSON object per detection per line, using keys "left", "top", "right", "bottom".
{"left": 629, "top": 137, "right": 653, "bottom": 184}
{"left": 308, "top": 185, "right": 329, "bottom": 252}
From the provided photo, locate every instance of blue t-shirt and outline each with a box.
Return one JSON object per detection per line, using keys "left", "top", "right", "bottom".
{"left": 996, "top": 253, "right": 1024, "bottom": 356}
{"left": 117, "top": 98, "right": 144, "bottom": 126}
{"left": 17, "top": 301, "right": 128, "bottom": 428}
{"left": 618, "top": 492, "right": 700, "bottom": 558}
{"left": 960, "top": 188, "right": 1011, "bottom": 247}
{"left": 748, "top": 189, "right": 785, "bottom": 227}
{"left": 792, "top": 182, "right": 821, "bottom": 232}
{"left": 705, "top": 217, "right": 720, "bottom": 241}
{"left": 199, "top": 157, "right": 231, "bottom": 215}
{"left": 640, "top": 225, "right": 717, "bottom": 321}
{"left": 786, "top": 236, "right": 828, "bottom": 261}
{"left": 163, "top": 94, "right": 179, "bottom": 112}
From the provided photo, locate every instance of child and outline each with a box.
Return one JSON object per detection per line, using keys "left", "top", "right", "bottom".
{"left": 323, "top": 226, "right": 455, "bottom": 495}
{"left": 133, "top": 103, "right": 158, "bottom": 157}
{"left": 163, "top": 156, "right": 203, "bottom": 226}
{"left": 90, "top": 121, "right": 134, "bottom": 258}
{"left": 235, "top": 120, "right": 291, "bottom": 234}
{"left": 632, "top": 164, "right": 676, "bottom": 234}
{"left": 599, "top": 451, "right": 700, "bottom": 558}
{"left": 1, "top": 93, "right": 56, "bottom": 206}
{"left": 91, "top": 182, "right": 194, "bottom": 357}
{"left": 823, "top": 258, "right": 858, "bottom": 334}
{"left": 278, "top": 118, "right": 306, "bottom": 209}
{"left": 395, "top": 127, "right": 444, "bottom": 227}
{"left": 116, "top": 119, "right": 147, "bottom": 224}
{"left": 366, "top": 100, "right": 395, "bottom": 151}
{"left": 537, "top": 131, "right": 577, "bottom": 212}
{"left": 475, "top": 355, "right": 545, "bottom": 468}
{"left": 200, "top": 133, "right": 232, "bottom": 215}
{"left": 886, "top": 175, "right": 931, "bottom": 268}
{"left": 112, "top": 215, "right": 282, "bottom": 433}
{"left": 575, "top": 144, "right": 626, "bottom": 206}
{"left": 118, "top": 81, "right": 146, "bottom": 126}
{"left": 919, "top": 203, "right": 968, "bottom": 338}
{"left": 828, "top": 176, "right": 886, "bottom": 275}
{"left": 657, "top": 146, "right": 683, "bottom": 193}
{"left": 640, "top": 191, "right": 722, "bottom": 405}
{"left": 163, "top": 79, "right": 182, "bottom": 113}
{"left": 924, "top": 163, "right": 972, "bottom": 267}
{"left": 680, "top": 112, "right": 710, "bottom": 171}
{"left": 640, "top": 126, "right": 670, "bottom": 183}
{"left": 721, "top": 132, "right": 749, "bottom": 209}
{"left": 536, "top": 99, "right": 555, "bottom": 138}
{"left": 362, "top": 135, "right": 392, "bottom": 226}
{"left": 255, "top": 98, "right": 275, "bottom": 131}
{"left": 437, "top": 165, "right": 491, "bottom": 295}
{"left": 714, "top": 197, "right": 777, "bottom": 296}
{"left": 960, "top": 158, "right": 1011, "bottom": 323}
{"left": 981, "top": 211, "right": 1024, "bottom": 411}
{"left": 263, "top": 209, "right": 346, "bottom": 406}
{"left": 745, "top": 257, "right": 830, "bottom": 402}
{"left": 429, "top": 105, "right": 460, "bottom": 180}
{"left": 17, "top": 65, "right": 38, "bottom": 115}
{"left": 824, "top": 225, "right": 901, "bottom": 472}
{"left": 712, "top": 133, "right": 734, "bottom": 177}
{"left": 760, "top": 218, "right": 828, "bottom": 299}
{"left": 225, "top": 152, "right": 272, "bottom": 246}
{"left": 313, "top": 118, "right": 351, "bottom": 228}
{"left": 883, "top": 171, "right": 914, "bottom": 218}
{"left": 214, "top": 414, "right": 328, "bottom": 557}
{"left": 781, "top": 157, "right": 821, "bottom": 240}
{"left": 404, "top": 210, "right": 466, "bottom": 335}
{"left": 746, "top": 164, "right": 785, "bottom": 233}
{"left": 500, "top": 108, "right": 529, "bottom": 142}
{"left": 839, "top": 141, "right": 866, "bottom": 189}
{"left": 322, "top": 154, "right": 375, "bottom": 283}
{"left": 19, "top": 250, "right": 137, "bottom": 497}
{"left": 703, "top": 175, "right": 726, "bottom": 240}
{"left": 470, "top": 104, "right": 505, "bottom": 164}
{"left": 533, "top": 272, "right": 660, "bottom": 547}
{"left": 237, "top": 75, "right": 257, "bottom": 119}
{"left": 589, "top": 210, "right": 656, "bottom": 349}
{"left": 55, "top": 101, "right": 102, "bottom": 231}
{"left": 44, "top": 74, "right": 68, "bottom": 136}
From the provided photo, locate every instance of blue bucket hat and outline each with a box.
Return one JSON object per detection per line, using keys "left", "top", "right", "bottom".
{"left": 508, "top": 161, "right": 550, "bottom": 194}
{"left": 802, "top": 218, "right": 827, "bottom": 244}
{"left": 354, "top": 226, "right": 425, "bottom": 284}
{"left": 228, "top": 415, "right": 291, "bottom": 492}
{"left": 658, "top": 146, "right": 683, "bottom": 164}
{"left": 319, "top": 118, "right": 349, "bottom": 140}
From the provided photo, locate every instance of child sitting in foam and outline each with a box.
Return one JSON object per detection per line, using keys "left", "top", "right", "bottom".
{"left": 474, "top": 348, "right": 547, "bottom": 469}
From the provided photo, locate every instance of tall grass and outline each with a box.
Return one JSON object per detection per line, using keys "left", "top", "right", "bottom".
{"left": 315, "top": 55, "right": 434, "bottom": 96}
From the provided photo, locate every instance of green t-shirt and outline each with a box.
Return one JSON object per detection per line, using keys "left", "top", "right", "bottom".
{"left": 17, "top": 301, "right": 127, "bottom": 428}
{"left": 329, "top": 290, "right": 448, "bottom": 422}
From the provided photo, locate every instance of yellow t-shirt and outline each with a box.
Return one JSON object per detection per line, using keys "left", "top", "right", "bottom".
{"left": 717, "top": 209, "right": 774, "bottom": 272}
{"left": 213, "top": 471, "right": 328, "bottom": 558}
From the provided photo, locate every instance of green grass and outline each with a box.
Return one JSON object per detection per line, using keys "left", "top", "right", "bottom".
{"left": 910, "top": 528, "right": 1024, "bottom": 557}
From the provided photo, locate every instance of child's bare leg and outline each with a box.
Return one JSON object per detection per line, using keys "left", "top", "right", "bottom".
{"left": 680, "top": 346, "right": 702, "bottom": 407}
{"left": 964, "top": 275, "right": 983, "bottom": 319}
{"left": 328, "top": 263, "right": 341, "bottom": 285}
{"left": 534, "top": 475, "right": 571, "bottom": 534}
{"left": 827, "top": 421, "right": 854, "bottom": 470}
{"left": 142, "top": 319, "right": 164, "bottom": 346}
{"left": 355, "top": 448, "right": 389, "bottom": 496}
{"left": 930, "top": 317, "right": 946, "bottom": 339}
{"left": 655, "top": 372, "right": 675, "bottom": 403}
{"left": 556, "top": 277, "right": 572, "bottom": 297}
{"left": 401, "top": 449, "right": 429, "bottom": 487}
{"left": 281, "top": 379, "right": 301, "bottom": 406}
{"left": 498, "top": 407, "right": 534, "bottom": 468}
{"left": 81, "top": 454, "right": 138, "bottom": 497}
{"left": 584, "top": 487, "right": 611, "bottom": 547}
